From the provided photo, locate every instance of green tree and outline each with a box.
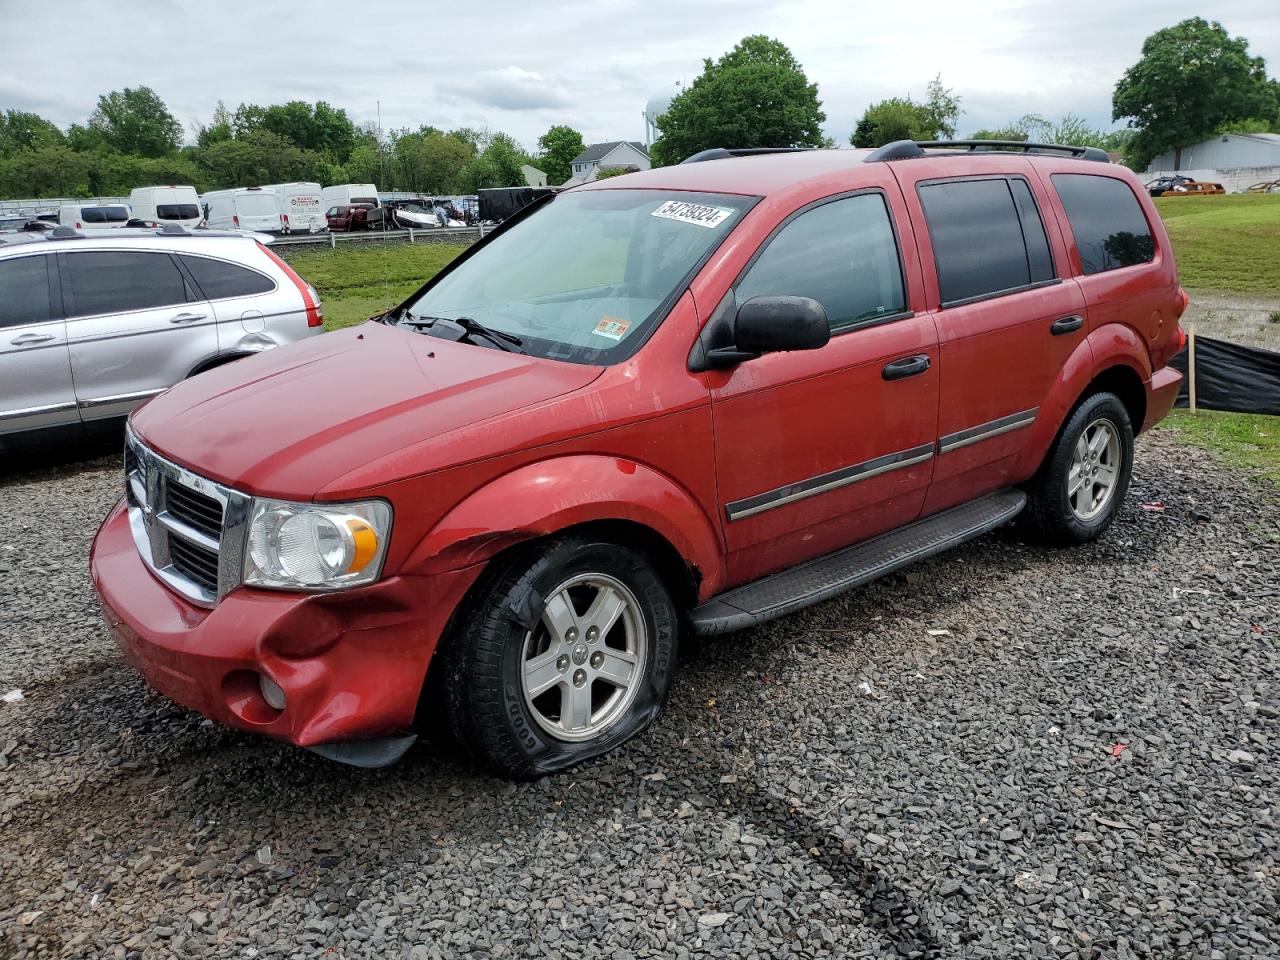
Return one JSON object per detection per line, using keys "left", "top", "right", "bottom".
{"left": 536, "top": 125, "right": 584, "bottom": 185}
{"left": 0, "top": 110, "right": 65, "bottom": 158}
{"left": 0, "top": 145, "right": 92, "bottom": 197}
{"left": 195, "top": 101, "right": 234, "bottom": 148}
{"left": 851, "top": 75, "right": 961, "bottom": 148}
{"left": 231, "top": 103, "right": 267, "bottom": 139}
{"left": 88, "top": 86, "right": 183, "bottom": 157}
{"left": 1113, "top": 18, "right": 1279, "bottom": 169}
{"left": 343, "top": 143, "right": 382, "bottom": 184}
{"left": 650, "top": 35, "right": 826, "bottom": 166}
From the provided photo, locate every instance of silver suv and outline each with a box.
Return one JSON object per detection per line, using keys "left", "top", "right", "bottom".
{"left": 0, "top": 227, "right": 324, "bottom": 447}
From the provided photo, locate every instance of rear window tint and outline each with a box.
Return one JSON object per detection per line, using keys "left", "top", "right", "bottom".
{"left": 919, "top": 177, "right": 1054, "bottom": 305}
{"left": 157, "top": 203, "right": 200, "bottom": 220}
{"left": 180, "top": 255, "right": 275, "bottom": 299}
{"left": 80, "top": 207, "right": 129, "bottom": 223}
{"left": 0, "top": 255, "right": 53, "bottom": 328}
{"left": 63, "top": 251, "right": 189, "bottom": 317}
{"left": 1052, "top": 174, "right": 1155, "bottom": 275}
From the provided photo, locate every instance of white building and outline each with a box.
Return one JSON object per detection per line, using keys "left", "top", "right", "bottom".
{"left": 560, "top": 142, "right": 651, "bottom": 187}
{"left": 1144, "top": 132, "right": 1280, "bottom": 193}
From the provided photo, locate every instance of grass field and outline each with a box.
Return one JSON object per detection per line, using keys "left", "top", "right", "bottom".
{"left": 1161, "top": 409, "right": 1280, "bottom": 486}
{"left": 279, "top": 242, "right": 468, "bottom": 330}
{"left": 1153, "top": 193, "right": 1280, "bottom": 292}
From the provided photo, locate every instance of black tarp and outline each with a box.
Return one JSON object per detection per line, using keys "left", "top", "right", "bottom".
{"left": 1170, "top": 336, "right": 1280, "bottom": 416}
{"left": 478, "top": 187, "right": 556, "bottom": 222}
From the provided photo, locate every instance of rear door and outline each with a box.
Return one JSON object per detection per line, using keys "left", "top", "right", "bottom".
{"left": 60, "top": 249, "right": 217, "bottom": 421}
{"left": 0, "top": 252, "right": 77, "bottom": 436}
{"left": 706, "top": 182, "right": 940, "bottom": 586}
{"left": 892, "top": 161, "right": 1088, "bottom": 514}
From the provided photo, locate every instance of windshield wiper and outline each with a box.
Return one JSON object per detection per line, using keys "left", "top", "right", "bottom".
{"left": 399, "top": 312, "right": 524, "bottom": 353}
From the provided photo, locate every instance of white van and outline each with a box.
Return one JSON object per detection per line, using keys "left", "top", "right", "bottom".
{"left": 264, "top": 181, "right": 325, "bottom": 234}
{"left": 200, "top": 187, "right": 282, "bottom": 233}
{"left": 58, "top": 202, "right": 131, "bottom": 229}
{"left": 128, "top": 185, "right": 202, "bottom": 229}
{"left": 321, "top": 183, "right": 380, "bottom": 209}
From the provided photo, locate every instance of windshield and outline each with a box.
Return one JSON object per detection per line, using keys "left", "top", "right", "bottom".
{"left": 401, "top": 189, "right": 753, "bottom": 363}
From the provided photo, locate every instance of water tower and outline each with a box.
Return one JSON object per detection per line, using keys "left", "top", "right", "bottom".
{"left": 644, "top": 83, "right": 681, "bottom": 147}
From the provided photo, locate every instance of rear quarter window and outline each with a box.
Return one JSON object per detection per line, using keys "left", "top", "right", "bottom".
{"left": 180, "top": 254, "right": 276, "bottom": 299}
{"left": 1051, "top": 174, "right": 1155, "bottom": 275}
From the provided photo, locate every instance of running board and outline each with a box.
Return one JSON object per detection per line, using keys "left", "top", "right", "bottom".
{"left": 689, "top": 490, "right": 1026, "bottom": 636}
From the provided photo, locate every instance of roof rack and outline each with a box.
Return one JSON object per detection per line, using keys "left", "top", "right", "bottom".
{"left": 49, "top": 226, "right": 83, "bottom": 240}
{"left": 158, "top": 223, "right": 190, "bottom": 236}
{"left": 865, "top": 139, "right": 1111, "bottom": 164}
{"left": 681, "top": 147, "right": 814, "bottom": 164}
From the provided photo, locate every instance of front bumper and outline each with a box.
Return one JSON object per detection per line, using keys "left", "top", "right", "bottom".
{"left": 91, "top": 499, "right": 480, "bottom": 761}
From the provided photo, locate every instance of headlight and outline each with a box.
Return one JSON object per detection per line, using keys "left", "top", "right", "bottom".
{"left": 244, "top": 498, "right": 392, "bottom": 590}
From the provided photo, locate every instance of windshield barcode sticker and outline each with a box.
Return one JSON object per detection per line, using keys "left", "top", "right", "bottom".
{"left": 651, "top": 200, "right": 733, "bottom": 228}
{"left": 593, "top": 316, "right": 631, "bottom": 341}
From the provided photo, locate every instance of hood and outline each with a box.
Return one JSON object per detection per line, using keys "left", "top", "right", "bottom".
{"left": 132, "top": 322, "right": 603, "bottom": 497}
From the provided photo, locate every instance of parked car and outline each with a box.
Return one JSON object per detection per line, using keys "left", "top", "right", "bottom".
{"left": 200, "top": 187, "right": 282, "bottom": 232}
{"left": 129, "top": 185, "right": 203, "bottom": 230}
{"left": 325, "top": 203, "right": 372, "bottom": 231}
{"left": 58, "top": 202, "right": 131, "bottom": 228}
{"left": 93, "top": 141, "right": 1187, "bottom": 777}
{"left": 0, "top": 227, "right": 323, "bottom": 450}
{"left": 321, "top": 183, "right": 379, "bottom": 210}
{"left": 262, "top": 181, "right": 325, "bottom": 234}
{"left": 1157, "top": 180, "right": 1225, "bottom": 197}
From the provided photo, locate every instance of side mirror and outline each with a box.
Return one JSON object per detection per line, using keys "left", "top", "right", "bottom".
{"left": 734, "top": 296, "right": 830, "bottom": 354}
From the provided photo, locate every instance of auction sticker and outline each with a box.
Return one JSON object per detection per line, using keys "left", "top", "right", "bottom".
{"left": 651, "top": 200, "right": 733, "bottom": 228}
{"left": 593, "top": 316, "right": 631, "bottom": 341}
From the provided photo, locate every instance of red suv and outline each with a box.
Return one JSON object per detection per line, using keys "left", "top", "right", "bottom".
{"left": 325, "top": 203, "right": 370, "bottom": 232}
{"left": 92, "top": 141, "right": 1186, "bottom": 777}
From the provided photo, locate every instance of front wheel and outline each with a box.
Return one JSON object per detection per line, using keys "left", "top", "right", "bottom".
{"left": 1022, "top": 391, "right": 1134, "bottom": 545}
{"left": 438, "top": 536, "right": 679, "bottom": 778}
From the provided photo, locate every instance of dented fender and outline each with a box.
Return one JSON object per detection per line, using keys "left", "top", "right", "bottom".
{"left": 403, "top": 455, "right": 726, "bottom": 599}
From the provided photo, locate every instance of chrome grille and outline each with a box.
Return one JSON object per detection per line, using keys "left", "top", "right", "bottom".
{"left": 124, "top": 430, "right": 252, "bottom": 607}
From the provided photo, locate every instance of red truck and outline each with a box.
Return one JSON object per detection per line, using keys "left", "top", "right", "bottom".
{"left": 92, "top": 140, "right": 1186, "bottom": 777}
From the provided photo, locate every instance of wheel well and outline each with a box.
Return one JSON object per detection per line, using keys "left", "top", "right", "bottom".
{"left": 1086, "top": 365, "right": 1146, "bottom": 432}
{"left": 188, "top": 353, "right": 249, "bottom": 378}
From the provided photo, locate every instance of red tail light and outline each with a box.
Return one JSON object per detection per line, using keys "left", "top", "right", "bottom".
{"left": 257, "top": 242, "right": 322, "bottom": 328}
{"left": 281, "top": 214, "right": 289, "bottom": 225}
{"left": 1172, "top": 326, "right": 1188, "bottom": 355}
{"left": 233, "top": 214, "right": 240, "bottom": 227}
{"left": 1176, "top": 287, "right": 1190, "bottom": 318}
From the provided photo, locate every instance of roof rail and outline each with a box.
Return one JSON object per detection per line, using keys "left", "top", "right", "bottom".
{"left": 158, "top": 223, "right": 190, "bottom": 236}
{"left": 49, "top": 226, "right": 83, "bottom": 239}
{"left": 681, "top": 147, "right": 814, "bottom": 164}
{"left": 865, "top": 139, "right": 1111, "bottom": 164}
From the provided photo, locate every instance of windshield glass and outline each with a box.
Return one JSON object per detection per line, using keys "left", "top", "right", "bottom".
{"left": 401, "top": 189, "right": 753, "bottom": 363}
{"left": 157, "top": 203, "right": 200, "bottom": 220}
{"left": 82, "top": 207, "right": 129, "bottom": 223}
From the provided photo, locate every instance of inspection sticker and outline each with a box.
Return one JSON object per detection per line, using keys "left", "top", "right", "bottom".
{"left": 650, "top": 200, "right": 733, "bottom": 228}
{"left": 593, "top": 316, "right": 632, "bottom": 341}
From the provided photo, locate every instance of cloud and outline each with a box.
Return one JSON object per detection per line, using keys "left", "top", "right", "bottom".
{"left": 439, "top": 66, "right": 573, "bottom": 111}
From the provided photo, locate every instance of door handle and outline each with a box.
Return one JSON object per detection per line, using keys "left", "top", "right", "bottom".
{"left": 169, "top": 312, "right": 207, "bottom": 324}
{"left": 10, "top": 332, "right": 55, "bottom": 346}
{"left": 882, "top": 354, "right": 931, "bottom": 381}
{"left": 1050, "top": 315, "right": 1084, "bottom": 335}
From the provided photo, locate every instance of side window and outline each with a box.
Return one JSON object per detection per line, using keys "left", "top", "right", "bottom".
{"left": 1052, "top": 174, "right": 1155, "bottom": 275}
{"left": 63, "top": 251, "right": 189, "bottom": 318}
{"left": 180, "top": 255, "right": 275, "bottom": 299}
{"left": 0, "top": 255, "right": 53, "bottom": 328}
{"left": 918, "top": 177, "right": 1054, "bottom": 306}
{"left": 735, "top": 193, "right": 907, "bottom": 331}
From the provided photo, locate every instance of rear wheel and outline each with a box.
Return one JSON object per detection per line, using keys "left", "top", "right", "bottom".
{"left": 1022, "top": 391, "right": 1133, "bottom": 545}
{"left": 438, "top": 536, "right": 679, "bottom": 778}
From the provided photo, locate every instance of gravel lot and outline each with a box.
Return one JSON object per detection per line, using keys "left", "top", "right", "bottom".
{"left": 1, "top": 430, "right": 1276, "bottom": 960}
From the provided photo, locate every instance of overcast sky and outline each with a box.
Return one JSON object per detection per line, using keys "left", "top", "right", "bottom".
{"left": 2, "top": 0, "right": 1277, "bottom": 150}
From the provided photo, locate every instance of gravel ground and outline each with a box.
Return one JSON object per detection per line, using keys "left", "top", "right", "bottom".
{"left": 1183, "top": 290, "right": 1280, "bottom": 352}
{"left": 1, "top": 430, "right": 1277, "bottom": 960}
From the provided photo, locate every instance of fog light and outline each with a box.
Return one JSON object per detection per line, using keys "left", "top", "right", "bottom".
{"left": 259, "top": 673, "right": 286, "bottom": 711}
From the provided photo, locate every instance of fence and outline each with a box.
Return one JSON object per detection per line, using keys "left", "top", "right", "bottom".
{"left": 1170, "top": 332, "right": 1280, "bottom": 416}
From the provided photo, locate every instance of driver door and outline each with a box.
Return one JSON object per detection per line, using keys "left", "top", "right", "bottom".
{"left": 703, "top": 188, "right": 940, "bottom": 587}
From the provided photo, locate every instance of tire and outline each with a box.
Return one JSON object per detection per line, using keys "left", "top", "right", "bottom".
{"left": 436, "top": 535, "right": 679, "bottom": 779}
{"left": 1022, "top": 391, "right": 1134, "bottom": 545}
